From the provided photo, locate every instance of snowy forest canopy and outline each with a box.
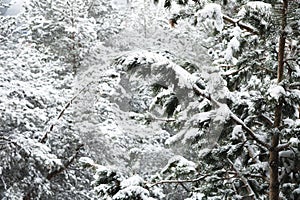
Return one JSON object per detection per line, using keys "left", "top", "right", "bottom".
{"left": 0, "top": 0, "right": 300, "bottom": 199}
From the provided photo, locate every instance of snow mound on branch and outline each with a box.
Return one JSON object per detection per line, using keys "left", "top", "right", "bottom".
{"left": 196, "top": 3, "right": 224, "bottom": 32}
{"left": 161, "top": 155, "right": 196, "bottom": 174}
{"left": 245, "top": 1, "right": 272, "bottom": 13}
{"left": 115, "top": 50, "right": 199, "bottom": 89}
{"left": 113, "top": 186, "right": 155, "bottom": 200}
{"left": 121, "top": 175, "right": 144, "bottom": 188}
{"left": 267, "top": 85, "right": 285, "bottom": 101}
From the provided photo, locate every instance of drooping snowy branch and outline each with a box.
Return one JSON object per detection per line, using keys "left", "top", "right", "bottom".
{"left": 193, "top": 84, "right": 271, "bottom": 149}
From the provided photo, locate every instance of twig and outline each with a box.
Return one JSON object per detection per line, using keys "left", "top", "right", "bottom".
{"left": 288, "top": 82, "right": 300, "bottom": 89}
{"left": 259, "top": 114, "right": 273, "bottom": 127}
{"left": 145, "top": 112, "right": 176, "bottom": 122}
{"left": 227, "top": 158, "right": 256, "bottom": 198}
{"left": 275, "top": 143, "right": 290, "bottom": 151}
{"left": 222, "top": 15, "right": 259, "bottom": 34}
{"left": 256, "top": 65, "right": 276, "bottom": 74}
{"left": 147, "top": 175, "right": 208, "bottom": 188}
{"left": 39, "top": 81, "right": 93, "bottom": 143}
{"left": 46, "top": 144, "right": 84, "bottom": 180}
{"left": 1, "top": 176, "right": 7, "bottom": 190}
{"left": 179, "top": 182, "right": 190, "bottom": 192}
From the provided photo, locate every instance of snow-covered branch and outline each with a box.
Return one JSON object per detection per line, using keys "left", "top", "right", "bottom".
{"left": 222, "top": 15, "right": 258, "bottom": 34}
{"left": 46, "top": 144, "right": 84, "bottom": 180}
{"left": 227, "top": 158, "right": 256, "bottom": 198}
{"left": 193, "top": 84, "right": 271, "bottom": 149}
{"left": 276, "top": 143, "right": 290, "bottom": 151}
{"left": 39, "top": 81, "right": 94, "bottom": 143}
{"left": 147, "top": 175, "right": 209, "bottom": 188}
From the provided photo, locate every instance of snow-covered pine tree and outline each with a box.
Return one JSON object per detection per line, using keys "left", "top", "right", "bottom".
{"left": 0, "top": 8, "right": 95, "bottom": 200}
{"left": 25, "top": 0, "right": 97, "bottom": 73}
{"left": 126, "top": 0, "right": 300, "bottom": 199}
{"left": 87, "top": 0, "right": 125, "bottom": 41}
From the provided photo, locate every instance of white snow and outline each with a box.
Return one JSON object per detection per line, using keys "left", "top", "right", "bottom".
{"left": 121, "top": 175, "right": 144, "bottom": 188}
{"left": 268, "top": 85, "right": 286, "bottom": 101}
{"left": 279, "top": 150, "right": 294, "bottom": 158}
{"left": 283, "top": 118, "right": 295, "bottom": 127}
{"left": 224, "top": 27, "right": 241, "bottom": 64}
{"left": 79, "top": 157, "right": 96, "bottom": 166}
{"left": 289, "top": 137, "right": 299, "bottom": 146}
{"left": 161, "top": 155, "right": 196, "bottom": 174}
{"left": 245, "top": 1, "right": 272, "bottom": 14}
{"left": 213, "top": 103, "right": 231, "bottom": 122}
{"left": 228, "top": 36, "right": 240, "bottom": 51}
{"left": 197, "top": 3, "right": 224, "bottom": 32}
{"left": 231, "top": 125, "right": 243, "bottom": 140}
{"left": 113, "top": 186, "right": 151, "bottom": 200}
{"left": 293, "top": 187, "right": 300, "bottom": 194}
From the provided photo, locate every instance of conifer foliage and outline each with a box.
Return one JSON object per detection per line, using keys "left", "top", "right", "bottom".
{"left": 26, "top": 0, "right": 97, "bottom": 72}
{"left": 0, "top": 0, "right": 299, "bottom": 200}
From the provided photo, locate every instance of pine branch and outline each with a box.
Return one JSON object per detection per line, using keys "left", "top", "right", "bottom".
{"left": 275, "top": 143, "right": 290, "bottom": 151}
{"left": 147, "top": 175, "right": 209, "bottom": 188}
{"left": 46, "top": 144, "right": 84, "bottom": 180}
{"left": 193, "top": 84, "right": 271, "bottom": 149}
{"left": 227, "top": 158, "right": 256, "bottom": 198}
{"left": 39, "top": 81, "right": 93, "bottom": 143}
{"left": 222, "top": 15, "right": 259, "bottom": 34}
{"left": 23, "top": 144, "right": 84, "bottom": 200}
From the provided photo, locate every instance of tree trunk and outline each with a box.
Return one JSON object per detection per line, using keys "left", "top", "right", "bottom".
{"left": 269, "top": 0, "right": 288, "bottom": 199}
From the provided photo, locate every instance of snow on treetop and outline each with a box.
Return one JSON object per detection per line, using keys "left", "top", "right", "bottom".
{"left": 161, "top": 155, "right": 196, "bottom": 174}
{"left": 245, "top": 1, "right": 272, "bottom": 12}
{"left": 238, "top": 1, "right": 272, "bottom": 19}
{"left": 196, "top": 3, "right": 224, "bottom": 32}
{"left": 120, "top": 175, "right": 144, "bottom": 188}
{"left": 113, "top": 186, "right": 153, "bottom": 200}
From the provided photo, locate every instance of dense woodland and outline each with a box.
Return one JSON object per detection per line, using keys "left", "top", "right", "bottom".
{"left": 0, "top": 0, "right": 299, "bottom": 199}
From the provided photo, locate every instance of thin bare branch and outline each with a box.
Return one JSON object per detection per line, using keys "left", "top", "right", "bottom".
{"left": 227, "top": 158, "right": 256, "bottom": 198}
{"left": 222, "top": 15, "right": 259, "bottom": 34}
{"left": 39, "top": 81, "right": 94, "bottom": 143}
{"left": 147, "top": 175, "right": 208, "bottom": 188}
{"left": 46, "top": 144, "right": 84, "bottom": 180}
{"left": 276, "top": 143, "right": 290, "bottom": 151}
{"left": 259, "top": 114, "right": 274, "bottom": 127}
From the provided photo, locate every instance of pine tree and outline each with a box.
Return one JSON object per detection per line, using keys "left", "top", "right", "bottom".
{"left": 0, "top": 7, "right": 94, "bottom": 200}
{"left": 25, "top": 0, "right": 97, "bottom": 73}
{"left": 149, "top": 0, "right": 300, "bottom": 199}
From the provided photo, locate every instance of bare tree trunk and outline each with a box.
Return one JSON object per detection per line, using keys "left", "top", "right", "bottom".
{"left": 269, "top": 0, "right": 288, "bottom": 199}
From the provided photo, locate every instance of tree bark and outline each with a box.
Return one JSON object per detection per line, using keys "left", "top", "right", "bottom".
{"left": 269, "top": 0, "right": 288, "bottom": 199}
